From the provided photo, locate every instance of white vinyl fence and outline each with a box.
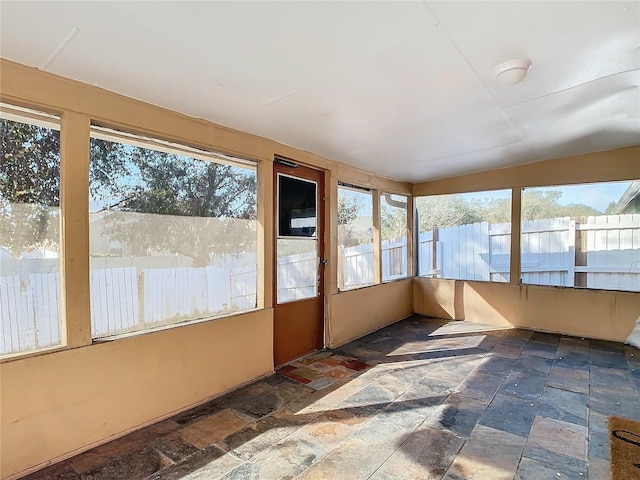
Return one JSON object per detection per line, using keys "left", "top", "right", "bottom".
{"left": 1, "top": 258, "right": 259, "bottom": 355}
{"left": 418, "top": 214, "right": 640, "bottom": 291}
{"left": 3, "top": 214, "right": 638, "bottom": 355}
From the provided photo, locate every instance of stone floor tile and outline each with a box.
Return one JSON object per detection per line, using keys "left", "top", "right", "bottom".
{"left": 147, "top": 445, "right": 241, "bottom": 480}
{"left": 526, "top": 416, "right": 588, "bottom": 461}
{"left": 441, "top": 473, "right": 469, "bottom": 480}
{"left": 590, "top": 386, "right": 640, "bottom": 420}
{"left": 77, "top": 445, "right": 168, "bottom": 479}
{"left": 474, "top": 354, "right": 517, "bottom": 376}
{"left": 294, "top": 436, "right": 389, "bottom": 480}
{"left": 590, "top": 349, "right": 629, "bottom": 370}
{"left": 447, "top": 424, "right": 526, "bottom": 480}
{"left": 546, "top": 365, "right": 589, "bottom": 394}
{"left": 522, "top": 341, "right": 558, "bottom": 359}
{"left": 512, "top": 354, "right": 552, "bottom": 377}
{"left": 587, "top": 457, "right": 610, "bottom": 480}
{"left": 589, "top": 364, "right": 637, "bottom": 393}
{"left": 530, "top": 331, "right": 561, "bottom": 345}
{"left": 150, "top": 432, "right": 199, "bottom": 463}
{"left": 553, "top": 351, "right": 590, "bottom": 371}
{"left": 246, "top": 436, "right": 327, "bottom": 480}
{"left": 180, "top": 409, "right": 250, "bottom": 449}
{"left": 520, "top": 446, "right": 587, "bottom": 478}
{"left": 588, "top": 412, "right": 610, "bottom": 460}
{"left": 370, "top": 425, "right": 464, "bottom": 480}
{"left": 296, "top": 406, "right": 376, "bottom": 450}
{"left": 498, "top": 371, "right": 547, "bottom": 402}
{"left": 491, "top": 342, "right": 526, "bottom": 358}
{"left": 515, "top": 456, "right": 584, "bottom": 480}
{"left": 423, "top": 394, "right": 487, "bottom": 437}
{"left": 68, "top": 421, "right": 180, "bottom": 474}
{"left": 497, "top": 334, "right": 530, "bottom": 349}
{"left": 340, "top": 383, "right": 397, "bottom": 410}
{"left": 557, "top": 336, "right": 590, "bottom": 354}
{"left": 424, "top": 366, "right": 468, "bottom": 387}
{"left": 383, "top": 361, "right": 438, "bottom": 384}
{"left": 454, "top": 372, "right": 504, "bottom": 402}
{"left": 590, "top": 338, "right": 624, "bottom": 353}
{"left": 220, "top": 413, "right": 306, "bottom": 460}
{"left": 416, "top": 377, "right": 459, "bottom": 398}
{"left": 538, "top": 386, "right": 588, "bottom": 426}
{"left": 22, "top": 463, "right": 79, "bottom": 480}
{"left": 479, "top": 394, "right": 538, "bottom": 438}
{"left": 26, "top": 317, "right": 635, "bottom": 480}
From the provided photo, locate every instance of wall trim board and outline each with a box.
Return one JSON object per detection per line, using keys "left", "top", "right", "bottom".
{"left": 414, "top": 277, "right": 640, "bottom": 342}
{"left": 413, "top": 146, "right": 640, "bottom": 196}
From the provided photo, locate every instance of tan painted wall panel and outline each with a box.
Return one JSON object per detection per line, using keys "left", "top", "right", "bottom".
{"left": 413, "top": 146, "right": 640, "bottom": 196}
{"left": 328, "top": 279, "right": 413, "bottom": 347}
{"left": 414, "top": 278, "right": 640, "bottom": 341}
{"left": 0, "top": 310, "right": 273, "bottom": 479}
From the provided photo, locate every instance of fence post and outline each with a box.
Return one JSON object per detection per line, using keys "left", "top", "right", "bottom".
{"left": 432, "top": 227, "right": 438, "bottom": 277}
{"left": 567, "top": 220, "right": 576, "bottom": 287}
{"left": 137, "top": 270, "right": 145, "bottom": 327}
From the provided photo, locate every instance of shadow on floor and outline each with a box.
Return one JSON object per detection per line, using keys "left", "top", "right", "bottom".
{"left": 24, "top": 315, "right": 640, "bottom": 480}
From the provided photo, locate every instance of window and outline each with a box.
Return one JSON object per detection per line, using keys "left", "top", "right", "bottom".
{"left": 337, "top": 183, "right": 374, "bottom": 291}
{"left": 381, "top": 193, "right": 408, "bottom": 281}
{"left": 416, "top": 190, "right": 512, "bottom": 282}
{"left": 0, "top": 106, "right": 62, "bottom": 355}
{"left": 89, "top": 127, "right": 258, "bottom": 338}
{"left": 521, "top": 181, "right": 640, "bottom": 291}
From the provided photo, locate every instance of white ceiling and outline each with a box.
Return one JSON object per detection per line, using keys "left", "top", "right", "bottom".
{"left": 1, "top": 1, "right": 639, "bottom": 183}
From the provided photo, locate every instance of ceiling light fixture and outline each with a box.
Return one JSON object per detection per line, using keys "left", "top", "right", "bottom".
{"left": 493, "top": 58, "right": 532, "bottom": 86}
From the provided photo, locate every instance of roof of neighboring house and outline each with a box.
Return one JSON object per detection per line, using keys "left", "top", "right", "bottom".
{"left": 613, "top": 181, "right": 640, "bottom": 214}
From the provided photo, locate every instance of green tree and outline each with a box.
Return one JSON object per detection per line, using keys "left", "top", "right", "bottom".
{"left": 416, "top": 194, "right": 483, "bottom": 231}
{"left": 1, "top": 119, "right": 257, "bottom": 265}
{"left": 0, "top": 120, "right": 60, "bottom": 254}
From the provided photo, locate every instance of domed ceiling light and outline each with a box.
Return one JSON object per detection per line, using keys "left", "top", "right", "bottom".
{"left": 493, "top": 59, "right": 532, "bottom": 86}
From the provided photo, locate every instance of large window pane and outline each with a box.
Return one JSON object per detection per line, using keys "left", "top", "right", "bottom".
{"left": 89, "top": 129, "right": 258, "bottom": 338}
{"left": 381, "top": 193, "right": 408, "bottom": 281}
{"left": 521, "top": 181, "right": 640, "bottom": 291}
{"left": 337, "top": 184, "right": 374, "bottom": 291}
{"left": 0, "top": 109, "right": 61, "bottom": 355}
{"left": 416, "top": 190, "right": 512, "bottom": 282}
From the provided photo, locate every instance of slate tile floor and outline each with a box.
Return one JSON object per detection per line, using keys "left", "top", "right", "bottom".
{"left": 26, "top": 316, "right": 640, "bottom": 480}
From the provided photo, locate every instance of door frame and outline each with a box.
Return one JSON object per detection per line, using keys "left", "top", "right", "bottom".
{"left": 272, "top": 157, "right": 326, "bottom": 366}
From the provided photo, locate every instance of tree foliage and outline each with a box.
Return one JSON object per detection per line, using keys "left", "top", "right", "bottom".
{"left": 417, "top": 189, "right": 603, "bottom": 232}
{"left": 1, "top": 119, "right": 257, "bottom": 264}
{"left": 0, "top": 120, "right": 60, "bottom": 253}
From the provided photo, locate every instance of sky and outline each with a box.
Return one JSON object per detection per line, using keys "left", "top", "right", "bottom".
{"left": 453, "top": 181, "right": 632, "bottom": 213}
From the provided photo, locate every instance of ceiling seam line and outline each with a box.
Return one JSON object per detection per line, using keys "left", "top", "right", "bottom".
{"left": 420, "top": 140, "right": 525, "bottom": 164}
{"left": 500, "top": 68, "right": 640, "bottom": 110}
{"left": 420, "top": 1, "right": 536, "bottom": 159}
{"left": 262, "top": 26, "right": 434, "bottom": 105}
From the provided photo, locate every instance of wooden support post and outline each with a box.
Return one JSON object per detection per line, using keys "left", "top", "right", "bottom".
{"left": 60, "top": 111, "right": 92, "bottom": 347}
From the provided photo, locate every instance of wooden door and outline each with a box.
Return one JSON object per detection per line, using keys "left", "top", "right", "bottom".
{"left": 273, "top": 159, "right": 325, "bottom": 366}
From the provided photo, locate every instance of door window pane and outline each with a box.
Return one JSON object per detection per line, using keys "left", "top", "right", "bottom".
{"left": 337, "top": 184, "right": 374, "bottom": 291}
{"left": 381, "top": 193, "right": 408, "bottom": 281}
{"left": 276, "top": 174, "right": 318, "bottom": 303}
{"left": 521, "top": 181, "right": 640, "bottom": 291}
{"left": 277, "top": 238, "right": 318, "bottom": 303}
{"left": 0, "top": 109, "right": 61, "bottom": 355}
{"left": 416, "top": 190, "right": 512, "bottom": 282}
{"left": 89, "top": 129, "right": 258, "bottom": 338}
{"left": 278, "top": 175, "right": 316, "bottom": 237}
